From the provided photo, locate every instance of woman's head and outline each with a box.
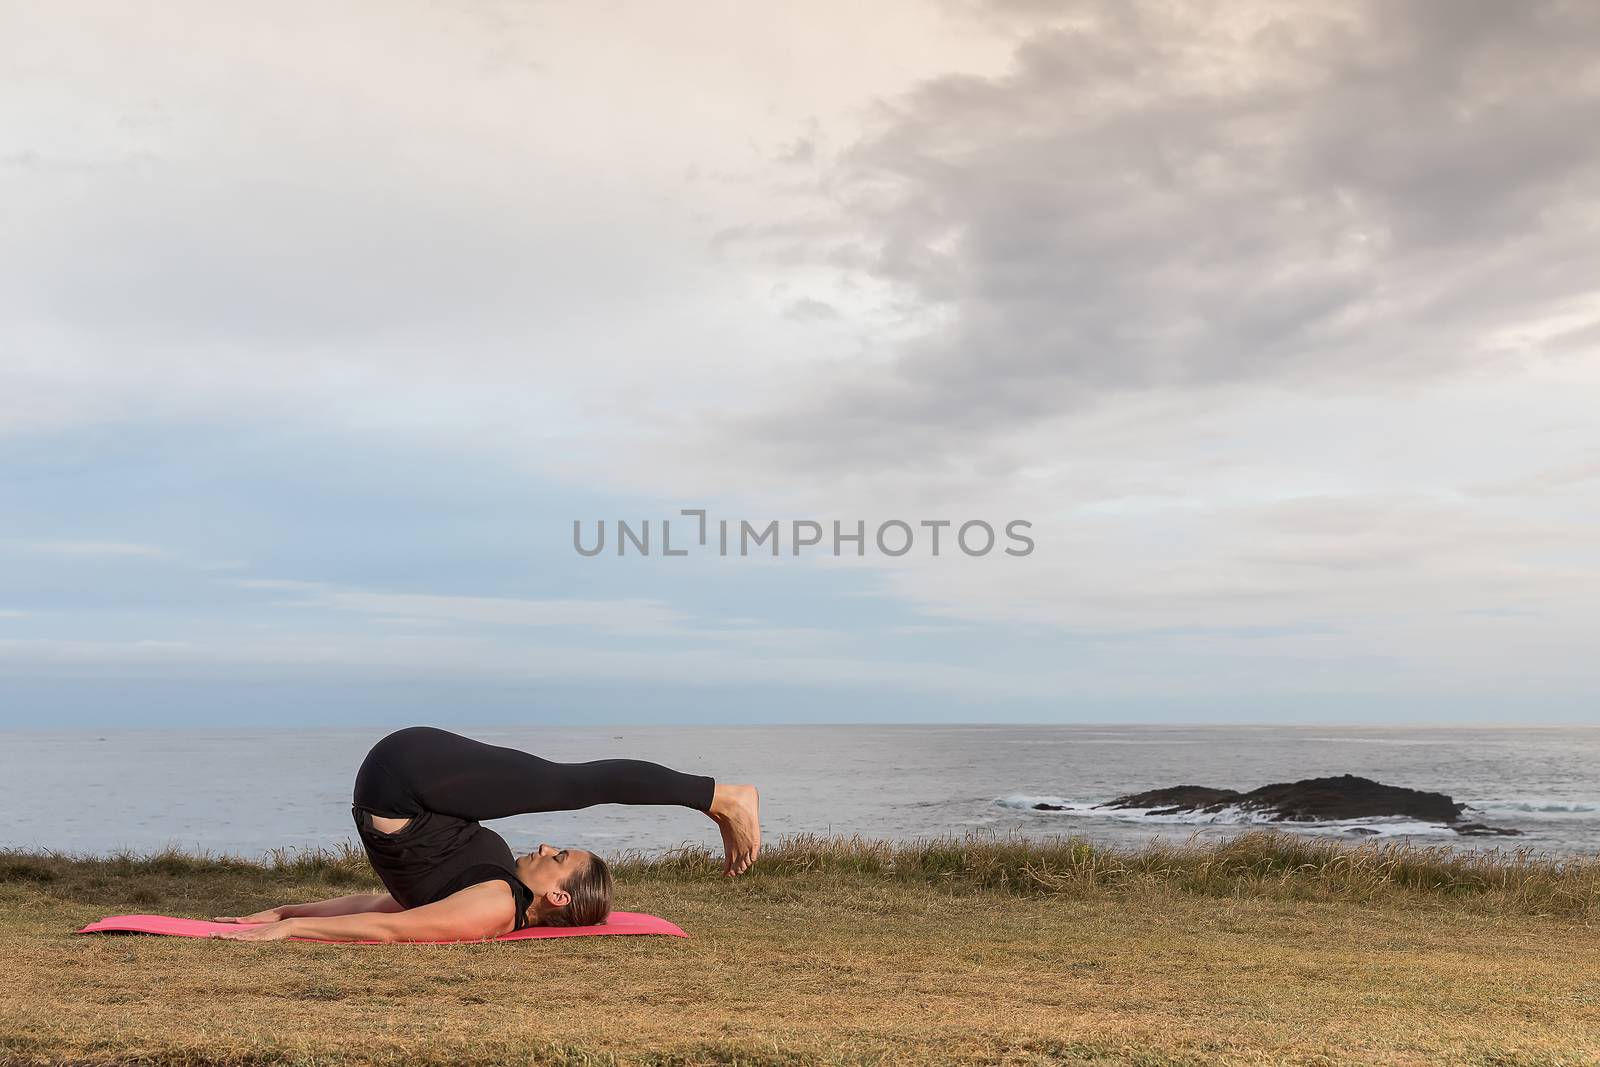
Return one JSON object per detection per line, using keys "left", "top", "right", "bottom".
{"left": 516, "top": 843, "right": 613, "bottom": 927}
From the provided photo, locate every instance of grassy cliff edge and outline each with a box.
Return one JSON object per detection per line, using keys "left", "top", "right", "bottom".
{"left": 3, "top": 832, "right": 1597, "bottom": 1066}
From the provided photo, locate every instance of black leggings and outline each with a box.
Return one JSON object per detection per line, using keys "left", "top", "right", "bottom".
{"left": 353, "top": 726, "right": 716, "bottom": 821}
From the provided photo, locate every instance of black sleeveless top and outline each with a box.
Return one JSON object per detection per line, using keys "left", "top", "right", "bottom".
{"left": 352, "top": 805, "right": 537, "bottom": 931}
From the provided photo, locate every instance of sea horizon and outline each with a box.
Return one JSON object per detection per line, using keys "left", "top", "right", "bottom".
{"left": 8, "top": 723, "right": 1596, "bottom": 859}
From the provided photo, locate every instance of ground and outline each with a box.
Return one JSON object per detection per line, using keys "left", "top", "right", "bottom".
{"left": 2, "top": 834, "right": 1596, "bottom": 1065}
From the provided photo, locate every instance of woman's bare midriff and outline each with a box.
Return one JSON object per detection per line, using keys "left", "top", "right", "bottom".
{"left": 370, "top": 814, "right": 412, "bottom": 834}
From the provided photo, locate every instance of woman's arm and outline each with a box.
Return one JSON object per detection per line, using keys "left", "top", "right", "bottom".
{"left": 213, "top": 892, "right": 402, "bottom": 923}
{"left": 284, "top": 892, "right": 404, "bottom": 917}
{"left": 211, "top": 881, "right": 516, "bottom": 942}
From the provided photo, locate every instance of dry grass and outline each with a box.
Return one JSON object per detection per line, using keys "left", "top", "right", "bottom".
{"left": 2, "top": 832, "right": 1597, "bottom": 1066}
{"left": 623, "top": 831, "right": 1600, "bottom": 916}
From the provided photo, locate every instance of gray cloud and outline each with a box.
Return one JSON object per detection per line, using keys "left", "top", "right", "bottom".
{"left": 717, "top": 0, "right": 1600, "bottom": 467}
{"left": 783, "top": 296, "right": 842, "bottom": 321}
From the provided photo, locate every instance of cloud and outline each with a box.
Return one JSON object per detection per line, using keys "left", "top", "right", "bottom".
{"left": 3, "top": 2, "right": 1599, "bottom": 721}
{"left": 783, "top": 297, "right": 842, "bottom": 322}
{"left": 709, "top": 0, "right": 1600, "bottom": 471}
{"left": 0, "top": 0, "right": 1020, "bottom": 440}
{"left": 227, "top": 579, "right": 694, "bottom": 638}
{"left": 223, "top": 576, "right": 850, "bottom": 652}
{"left": 1462, "top": 460, "right": 1600, "bottom": 498}
{"left": 5, "top": 539, "right": 169, "bottom": 559}
{"left": 0, "top": 633, "right": 1078, "bottom": 703}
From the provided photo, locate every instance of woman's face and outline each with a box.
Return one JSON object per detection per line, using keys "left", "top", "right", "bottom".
{"left": 515, "top": 842, "right": 594, "bottom": 897}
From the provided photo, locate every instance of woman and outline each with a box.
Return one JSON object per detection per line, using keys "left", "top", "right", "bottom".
{"left": 210, "top": 726, "right": 760, "bottom": 942}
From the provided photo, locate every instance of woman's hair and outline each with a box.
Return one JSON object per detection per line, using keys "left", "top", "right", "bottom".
{"left": 535, "top": 854, "right": 614, "bottom": 928}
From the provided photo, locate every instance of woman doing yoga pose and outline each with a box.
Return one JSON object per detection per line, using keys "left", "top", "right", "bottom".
{"left": 210, "top": 727, "right": 761, "bottom": 942}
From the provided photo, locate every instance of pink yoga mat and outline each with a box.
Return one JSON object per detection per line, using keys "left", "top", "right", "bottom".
{"left": 77, "top": 911, "right": 687, "bottom": 942}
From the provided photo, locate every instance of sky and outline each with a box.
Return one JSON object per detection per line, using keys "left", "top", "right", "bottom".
{"left": 2, "top": 0, "right": 1598, "bottom": 726}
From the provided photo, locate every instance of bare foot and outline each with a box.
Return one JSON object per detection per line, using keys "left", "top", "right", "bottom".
{"left": 709, "top": 783, "right": 761, "bottom": 876}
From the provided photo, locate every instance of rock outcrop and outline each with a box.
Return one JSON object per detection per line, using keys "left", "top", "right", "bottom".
{"left": 1084, "top": 774, "right": 1518, "bottom": 836}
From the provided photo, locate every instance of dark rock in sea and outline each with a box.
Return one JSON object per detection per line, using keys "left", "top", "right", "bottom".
{"left": 1450, "top": 822, "right": 1523, "bottom": 836}
{"left": 1244, "top": 775, "right": 1464, "bottom": 823}
{"left": 1032, "top": 802, "right": 1068, "bottom": 811}
{"left": 1345, "top": 827, "right": 1381, "bottom": 835}
{"left": 1108, "top": 786, "right": 1241, "bottom": 812}
{"left": 1100, "top": 774, "right": 1491, "bottom": 826}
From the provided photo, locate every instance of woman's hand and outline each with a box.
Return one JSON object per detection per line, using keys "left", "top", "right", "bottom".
{"left": 212, "top": 908, "right": 287, "bottom": 923}
{"left": 209, "top": 918, "right": 298, "bottom": 941}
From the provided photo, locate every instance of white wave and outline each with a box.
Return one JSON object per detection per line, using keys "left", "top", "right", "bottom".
{"left": 1467, "top": 798, "right": 1599, "bottom": 817}
{"left": 993, "top": 795, "right": 1458, "bottom": 836}
{"left": 1280, "top": 817, "right": 1456, "bottom": 839}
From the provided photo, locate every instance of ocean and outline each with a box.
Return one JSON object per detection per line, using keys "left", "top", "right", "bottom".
{"left": 4, "top": 724, "right": 1597, "bottom": 858}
